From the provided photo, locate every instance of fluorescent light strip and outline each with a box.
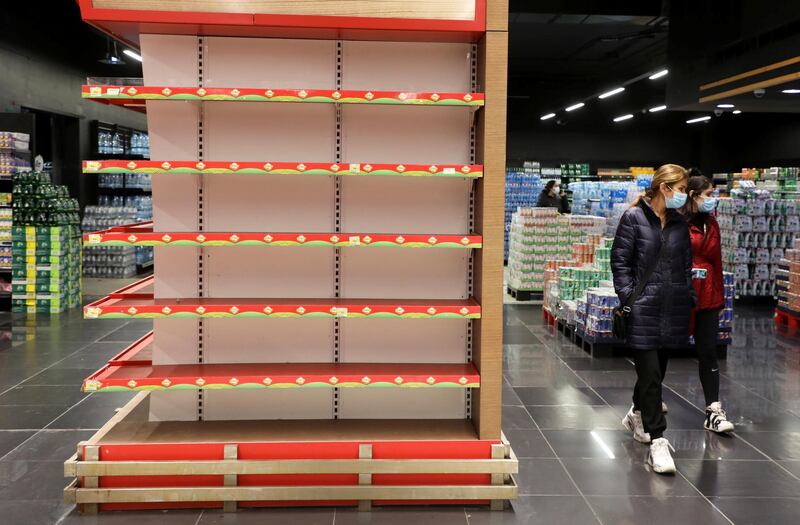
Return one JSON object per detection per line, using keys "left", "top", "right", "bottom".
{"left": 648, "top": 105, "right": 667, "bottom": 113}
{"left": 782, "top": 89, "right": 800, "bottom": 94}
{"left": 540, "top": 113, "right": 556, "bottom": 121}
{"left": 565, "top": 102, "right": 585, "bottom": 112}
{"left": 599, "top": 87, "right": 625, "bottom": 99}
{"left": 687, "top": 116, "right": 712, "bottom": 124}
{"left": 716, "top": 103, "right": 735, "bottom": 108}
{"left": 123, "top": 49, "right": 143, "bottom": 62}
{"left": 732, "top": 110, "right": 742, "bottom": 114}
{"left": 649, "top": 69, "right": 668, "bottom": 80}
{"left": 613, "top": 114, "right": 634, "bottom": 122}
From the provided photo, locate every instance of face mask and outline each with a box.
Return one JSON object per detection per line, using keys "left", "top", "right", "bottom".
{"left": 698, "top": 196, "right": 717, "bottom": 213}
{"left": 665, "top": 186, "right": 687, "bottom": 209}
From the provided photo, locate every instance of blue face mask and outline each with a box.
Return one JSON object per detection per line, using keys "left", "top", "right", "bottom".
{"left": 698, "top": 196, "right": 717, "bottom": 213}
{"left": 666, "top": 186, "right": 687, "bottom": 209}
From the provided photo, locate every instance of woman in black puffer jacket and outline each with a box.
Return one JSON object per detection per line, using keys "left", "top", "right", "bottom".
{"left": 611, "top": 164, "right": 694, "bottom": 475}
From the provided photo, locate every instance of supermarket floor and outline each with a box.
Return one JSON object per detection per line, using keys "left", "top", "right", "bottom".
{"left": 0, "top": 302, "right": 799, "bottom": 524}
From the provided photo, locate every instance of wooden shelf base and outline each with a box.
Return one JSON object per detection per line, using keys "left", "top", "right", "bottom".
{"left": 63, "top": 393, "right": 517, "bottom": 513}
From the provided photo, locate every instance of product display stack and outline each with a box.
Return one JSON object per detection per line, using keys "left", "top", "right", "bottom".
{"left": 718, "top": 183, "right": 800, "bottom": 298}
{"left": 0, "top": 131, "right": 30, "bottom": 306}
{"left": 66, "top": 0, "right": 516, "bottom": 513}
{"left": 775, "top": 240, "right": 800, "bottom": 328}
{"left": 82, "top": 206, "right": 139, "bottom": 278}
{"left": 11, "top": 171, "right": 81, "bottom": 313}
{"left": 507, "top": 208, "right": 605, "bottom": 299}
{"left": 504, "top": 163, "right": 543, "bottom": 259}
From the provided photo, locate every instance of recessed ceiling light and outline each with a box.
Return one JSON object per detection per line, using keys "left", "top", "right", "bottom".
{"left": 732, "top": 110, "right": 742, "bottom": 114}
{"left": 716, "top": 103, "right": 735, "bottom": 108}
{"left": 687, "top": 116, "right": 712, "bottom": 124}
{"left": 782, "top": 89, "right": 800, "bottom": 94}
{"left": 123, "top": 49, "right": 143, "bottom": 62}
{"left": 540, "top": 113, "right": 556, "bottom": 121}
{"left": 599, "top": 87, "right": 625, "bottom": 99}
{"left": 565, "top": 102, "right": 585, "bottom": 112}
{"left": 613, "top": 114, "right": 634, "bottom": 122}
{"left": 649, "top": 69, "right": 669, "bottom": 80}
{"left": 648, "top": 105, "right": 667, "bottom": 113}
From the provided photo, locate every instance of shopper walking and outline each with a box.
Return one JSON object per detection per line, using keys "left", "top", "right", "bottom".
{"left": 611, "top": 164, "right": 694, "bottom": 474}
{"left": 681, "top": 171, "right": 735, "bottom": 433}
{"left": 536, "top": 180, "right": 570, "bottom": 213}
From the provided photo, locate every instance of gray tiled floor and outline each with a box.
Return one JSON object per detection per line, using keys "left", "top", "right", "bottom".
{"left": 0, "top": 302, "right": 799, "bottom": 523}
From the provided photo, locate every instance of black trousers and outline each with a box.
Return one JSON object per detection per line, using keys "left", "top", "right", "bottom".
{"left": 632, "top": 348, "right": 669, "bottom": 440}
{"left": 694, "top": 308, "right": 721, "bottom": 407}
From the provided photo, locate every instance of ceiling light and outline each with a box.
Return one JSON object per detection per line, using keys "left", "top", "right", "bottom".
{"left": 687, "top": 116, "right": 712, "bottom": 124}
{"left": 716, "top": 103, "right": 735, "bottom": 108}
{"left": 565, "top": 102, "right": 585, "bottom": 112}
{"left": 540, "top": 113, "right": 556, "bottom": 121}
{"left": 732, "top": 110, "right": 742, "bottom": 114}
{"left": 123, "top": 49, "right": 142, "bottom": 62}
{"left": 648, "top": 105, "right": 667, "bottom": 113}
{"left": 599, "top": 87, "right": 625, "bottom": 99}
{"left": 649, "top": 69, "right": 668, "bottom": 80}
{"left": 782, "top": 89, "right": 800, "bottom": 94}
{"left": 613, "top": 114, "right": 634, "bottom": 122}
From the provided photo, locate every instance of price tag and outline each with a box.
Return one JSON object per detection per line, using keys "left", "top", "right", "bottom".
{"left": 443, "top": 167, "right": 456, "bottom": 174}
{"left": 348, "top": 236, "right": 361, "bottom": 246}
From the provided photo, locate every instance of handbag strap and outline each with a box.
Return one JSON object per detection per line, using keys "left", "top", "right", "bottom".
{"left": 623, "top": 230, "right": 667, "bottom": 311}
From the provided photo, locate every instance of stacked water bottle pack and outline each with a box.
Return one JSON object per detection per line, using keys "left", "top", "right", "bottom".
{"left": 504, "top": 163, "right": 547, "bottom": 259}
{"left": 718, "top": 183, "right": 800, "bottom": 298}
{"left": 98, "top": 172, "right": 152, "bottom": 191}
{"left": 11, "top": 171, "right": 82, "bottom": 313}
{"left": 507, "top": 209, "right": 605, "bottom": 293}
{"left": 82, "top": 206, "right": 139, "bottom": 278}
{"left": 777, "top": 240, "right": 800, "bottom": 312}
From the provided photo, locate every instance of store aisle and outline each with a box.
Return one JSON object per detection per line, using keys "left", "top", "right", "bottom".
{"left": 0, "top": 304, "right": 798, "bottom": 524}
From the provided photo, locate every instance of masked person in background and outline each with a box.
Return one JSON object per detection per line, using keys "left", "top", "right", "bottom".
{"left": 681, "top": 170, "right": 734, "bottom": 433}
{"left": 536, "top": 180, "right": 570, "bottom": 213}
{"left": 611, "top": 164, "right": 694, "bottom": 474}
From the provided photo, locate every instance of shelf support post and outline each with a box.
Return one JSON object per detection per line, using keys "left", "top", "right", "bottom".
{"left": 490, "top": 443, "right": 507, "bottom": 511}
{"left": 223, "top": 444, "right": 238, "bottom": 512}
{"left": 358, "top": 443, "right": 373, "bottom": 511}
{"left": 82, "top": 445, "right": 100, "bottom": 515}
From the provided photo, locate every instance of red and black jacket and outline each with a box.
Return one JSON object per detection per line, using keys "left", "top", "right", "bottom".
{"left": 689, "top": 215, "right": 725, "bottom": 311}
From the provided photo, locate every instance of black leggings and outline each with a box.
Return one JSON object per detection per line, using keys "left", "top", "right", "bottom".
{"left": 694, "top": 308, "right": 721, "bottom": 407}
{"left": 632, "top": 347, "right": 669, "bottom": 440}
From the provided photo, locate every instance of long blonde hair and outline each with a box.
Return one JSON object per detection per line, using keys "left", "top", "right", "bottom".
{"left": 632, "top": 163, "right": 688, "bottom": 207}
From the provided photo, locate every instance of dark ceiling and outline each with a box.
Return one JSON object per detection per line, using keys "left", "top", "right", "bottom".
{"left": 1, "top": 1, "right": 797, "bottom": 120}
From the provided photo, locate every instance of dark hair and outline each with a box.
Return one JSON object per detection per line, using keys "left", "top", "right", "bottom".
{"left": 681, "top": 173, "right": 713, "bottom": 219}
{"left": 544, "top": 180, "right": 557, "bottom": 192}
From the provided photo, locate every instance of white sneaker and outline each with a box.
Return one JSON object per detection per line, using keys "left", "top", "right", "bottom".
{"left": 662, "top": 402, "right": 669, "bottom": 413}
{"left": 705, "top": 402, "right": 735, "bottom": 433}
{"left": 648, "top": 438, "right": 676, "bottom": 474}
{"left": 622, "top": 405, "right": 651, "bottom": 443}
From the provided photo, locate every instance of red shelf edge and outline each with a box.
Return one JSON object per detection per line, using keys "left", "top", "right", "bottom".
{"left": 84, "top": 277, "right": 481, "bottom": 320}
{"left": 84, "top": 223, "right": 482, "bottom": 249}
{"left": 82, "top": 85, "right": 484, "bottom": 107}
{"left": 83, "top": 160, "right": 484, "bottom": 178}
{"left": 84, "top": 360, "right": 480, "bottom": 393}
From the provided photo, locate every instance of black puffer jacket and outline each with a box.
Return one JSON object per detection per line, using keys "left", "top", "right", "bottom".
{"left": 611, "top": 198, "right": 694, "bottom": 350}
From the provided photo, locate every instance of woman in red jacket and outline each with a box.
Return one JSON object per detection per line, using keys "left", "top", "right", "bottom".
{"left": 682, "top": 172, "right": 734, "bottom": 433}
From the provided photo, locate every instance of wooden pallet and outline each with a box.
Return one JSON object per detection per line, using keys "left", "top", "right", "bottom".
{"left": 775, "top": 307, "right": 800, "bottom": 331}
{"left": 507, "top": 286, "right": 543, "bottom": 302}
{"left": 573, "top": 329, "right": 620, "bottom": 358}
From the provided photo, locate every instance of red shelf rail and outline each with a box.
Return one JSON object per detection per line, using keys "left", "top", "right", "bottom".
{"left": 84, "top": 359, "right": 480, "bottom": 392}
{"left": 84, "top": 277, "right": 481, "bottom": 320}
{"left": 83, "top": 160, "right": 484, "bottom": 178}
{"left": 84, "top": 223, "right": 482, "bottom": 248}
{"left": 83, "top": 85, "right": 484, "bottom": 107}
